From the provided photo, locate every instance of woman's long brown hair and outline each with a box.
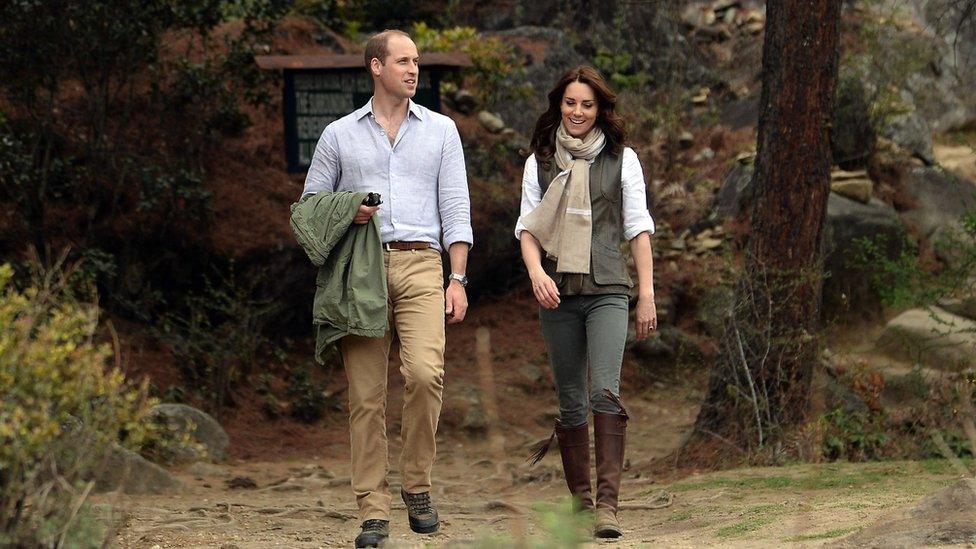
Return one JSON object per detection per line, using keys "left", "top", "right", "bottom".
{"left": 528, "top": 65, "right": 626, "bottom": 166}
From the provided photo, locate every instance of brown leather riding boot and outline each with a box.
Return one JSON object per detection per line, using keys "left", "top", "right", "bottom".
{"left": 555, "top": 422, "right": 594, "bottom": 511}
{"left": 593, "top": 412, "right": 627, "bottom": 538}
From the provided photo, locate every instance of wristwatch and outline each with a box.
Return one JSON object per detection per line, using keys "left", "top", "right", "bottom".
{"left": 448, "top": 273, "right": 468, "bottom": 287}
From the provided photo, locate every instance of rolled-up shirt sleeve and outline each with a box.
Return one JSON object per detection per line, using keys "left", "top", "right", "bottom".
{"left": 622, "top": 147, "right": 655, "bottom": 240}
{"left": 302, "top": 125, "right": 341, "bottom": 198}
{"left": 438, "top": 120, "right": 474, "bottom": 249}
{"left": 514, "top": 154, "right": 542, "bottom": 240}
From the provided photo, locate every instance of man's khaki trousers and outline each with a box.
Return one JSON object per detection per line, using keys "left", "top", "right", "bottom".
{"left": 340, "top": 248, "right": 445, "bottom": 521}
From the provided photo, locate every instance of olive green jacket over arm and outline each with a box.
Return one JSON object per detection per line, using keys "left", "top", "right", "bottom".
{"left": 290, "top": 191, "right": 388, "bottom": 363}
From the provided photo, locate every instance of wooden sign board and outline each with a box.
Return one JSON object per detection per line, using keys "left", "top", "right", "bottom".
{"left": 256, "top": 54, "right": 470, "bottom": 173}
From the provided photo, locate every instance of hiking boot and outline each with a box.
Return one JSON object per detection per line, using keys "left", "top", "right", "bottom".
{"left": 400, "top": 488, "right": 439, "bottom": 533}
{"left": 594, "top": 411, "right": 627, "bottom": 539}
{"left": 555, "top": 422, "right": 594, "bottom": 511}
{"left": 354, "top": 519, "right": 389, "bottom": 548}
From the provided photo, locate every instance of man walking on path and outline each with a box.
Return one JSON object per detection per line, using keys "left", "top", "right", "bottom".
{"left": 301, "top": 29, "right": 473, "bottom": 548}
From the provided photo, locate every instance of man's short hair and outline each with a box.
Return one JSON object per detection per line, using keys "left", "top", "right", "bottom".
{"left": 364, "top": 29, "right": 411, "bottom": 70}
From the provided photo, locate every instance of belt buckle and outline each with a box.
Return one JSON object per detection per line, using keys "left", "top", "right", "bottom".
{"left": 383, "top": 242, "right": 394, "bottom": 252}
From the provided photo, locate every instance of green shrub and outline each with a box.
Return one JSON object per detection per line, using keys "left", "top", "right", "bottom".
{"left": 155, "top": 266, "right": 280, "bottom": 409}
{"left": 411, "top": 22, "right": 529, "bottom": 108}
{"left": 0, "top": 260, "right": 153, "bottom": 546}
{"left": 821, "top": 408, "right": 889, "bottom": 462}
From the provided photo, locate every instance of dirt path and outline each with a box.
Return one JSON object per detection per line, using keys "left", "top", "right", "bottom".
{"left": 103, "top": 297, "right": 969, "bottom": 547}
{"left": 105, "top": 390, "right": 965, "bottom": 548}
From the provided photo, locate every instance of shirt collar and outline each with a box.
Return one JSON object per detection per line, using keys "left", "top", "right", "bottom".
{"left": 355, "top": 97, "right": 425, "bottom": 121}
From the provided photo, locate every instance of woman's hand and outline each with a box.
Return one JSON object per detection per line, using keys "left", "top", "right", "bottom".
{"left": 635, "top": 296, "right": 657, "bottom": 340}
{"left": 529, "top": 268, "right": 561, "bottom": 309}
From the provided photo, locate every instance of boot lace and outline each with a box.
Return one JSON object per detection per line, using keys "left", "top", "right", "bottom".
{"left": 403, "top": 491, "right": 433, "bottom": 515}
{"left": 362, "top": 519, "right": 387, "bottom": 532}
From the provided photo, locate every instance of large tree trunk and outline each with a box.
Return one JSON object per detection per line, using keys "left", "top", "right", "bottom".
{"left": 691, "top": 0, "right": 843, "bottom": 450}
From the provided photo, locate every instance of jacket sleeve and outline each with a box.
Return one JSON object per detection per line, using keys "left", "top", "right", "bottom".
{"left": 290, "top": 191, "right": 366, "bottom": 267}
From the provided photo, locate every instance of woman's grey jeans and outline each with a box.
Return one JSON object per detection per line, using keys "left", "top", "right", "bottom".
{"left": 539, "top": 293, "right": 629, "bottom": 427}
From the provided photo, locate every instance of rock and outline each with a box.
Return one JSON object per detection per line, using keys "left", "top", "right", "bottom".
{"left": 711, "top": 0, "right": 741, "bottom": 12}
{"left": 831, "top": 169, "right": 870, "bottom": 181}
{"left": 477, "top": 111, "right": 505, "bottom": 133}
{"left": 878, "top": 307, "right": 976, "bottom": 370}
{"left": 693, "top": 237, "right": 723, "bottom": 252}
{"left": 900, "top": 165, "right": 976, "bottom": 251}
{"left": 225, "top": 476, "right": 258, "bottom": 489}
{"left": 629, "top": 333, "right": 675, "bottom": 360}
{"left": 831, "top": 479, "right": 976, "bottom": 548}
{"left": 734, "top": 151, "right": 756, "bottom": 165}
{"left": 823, "top": 194, "right": 907, "bottom": 317}
{"left": 937, "top": 297, "right": 976, "bottom": 321}
{"left": 692, "top": 147, "right": 715, "bottom": 162}
{"left": 678, "top": 131, "right": 695, "bottom": 149}
{"left": 712, "top": 166, "right": 908, "bottom": 317}
{"left": 185, "top": 462, "right": 230, "bottom": 478}
{"left": 744, "top": 21, "right": 765, "bottom": 34}
{"left": 698, "top": 23, "right": 733, "bottom": 41}
{"left": 93, "top": 445, "right": 184, "bottom": 495}
{"left": 722, "top": 6, "right": 739, "bottom": 25}
{"left": 452, "top": 89, "right": 478, "bottom": 115}
{"left": 712, "top": 163, "right": 754, "bottom": 218}
{"left": 628, "top": 327, "right": 700, "bottom": 364}
{"left": 880, "top": 106, "right": 935, "bottom": 165}
{"left": 681, "top": 4, "right": 716, "bottom": 28}
{"left": 516, "top": 363, "right": 546, "bottom": 391}
{"left": 691, "top": 87, "right": 709, "bottom": 104}
{"left": 831, "top": 75, "right": 876, "bottom": 170}
{"left": 149, "top": 403, "right": 229, "bottom": 462}
{"left": 830, "top": 177, "right": 873, "bottom": 204}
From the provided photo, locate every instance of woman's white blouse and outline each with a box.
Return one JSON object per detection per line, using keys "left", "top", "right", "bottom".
{"left": 514, "top": 147, "right": 656, "bottom": 241}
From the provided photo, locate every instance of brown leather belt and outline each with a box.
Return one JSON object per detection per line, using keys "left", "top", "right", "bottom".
{"left": 383, "top": 241, "right": 430, "bottom": 251}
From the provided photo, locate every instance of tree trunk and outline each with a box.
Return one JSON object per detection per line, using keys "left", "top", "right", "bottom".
{"left": 691, "top": 0, "right": 843, "bottom": 450}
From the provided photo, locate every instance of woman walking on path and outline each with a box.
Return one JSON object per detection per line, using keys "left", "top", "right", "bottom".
{"left": 515, "top": 65, "right": 657, "bottom": 539}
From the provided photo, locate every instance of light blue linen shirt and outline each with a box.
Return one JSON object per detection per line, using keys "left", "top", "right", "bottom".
{"left": 301, "top": 98, "right": 473, "bottom": 252}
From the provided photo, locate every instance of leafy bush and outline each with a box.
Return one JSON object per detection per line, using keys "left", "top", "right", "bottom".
{"left": 851, "top": 211, "right": 976, "bottom": 309}
{"left": 821, "top": 408, "right": 889, "bottom": 462}
{"left": 0, "top": 260, "right": 153, "bottom": 546}
{"left": 411, "top": 22, "right": 529, "bottom": 108}
{"left": 155, "top": 266, "right": 280, "bottom": 409}
{"left": 287, "top": 368, "right": 327, "bottom": 423}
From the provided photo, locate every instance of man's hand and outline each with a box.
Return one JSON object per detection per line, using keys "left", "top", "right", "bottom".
{"left": 445, "top": 280, "right": 468, "bottom": 324}
{"left": 635, "top": 296, "right": 657, "bottom": 340}
{"left": 353, "top": 204, "right": 379, "bottom": 224}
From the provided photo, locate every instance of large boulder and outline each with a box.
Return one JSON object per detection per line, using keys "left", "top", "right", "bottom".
{"left": 711, "top": 163, "right": 755, "bottom": 219}
{"left": 93, "top": 445, "right": 184, "bottom": 495}
{"left": 877, "top": 307, "right": 976, "bottom": 370}
{"left": 900, "top": 165, "right": 976, "bottom": 255}
{"left": 831, "top": 478, "right": 976, "bottom": 548}
{"left": 148, "top": 403, "right": 230, "bottom": 462}
{"left": 711, "top": 166, "right": 909, "bottom": 317}
{"left": 890, "top": 3, "right": 976, "bottom": 132}
{"left": 823, "top": 194, "right": 908, "bottom": 317}
{"left": 880, "top": 106, "right": 935, "bottom": 166}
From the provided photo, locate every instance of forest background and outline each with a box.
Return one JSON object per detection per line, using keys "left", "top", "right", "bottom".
{"left": 3, "top": 0, "right": 976, "bottom": 546}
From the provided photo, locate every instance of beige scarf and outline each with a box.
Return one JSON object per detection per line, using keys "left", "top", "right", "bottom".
{"left": 521, "top": 123, "right": 605, "bottom": 274}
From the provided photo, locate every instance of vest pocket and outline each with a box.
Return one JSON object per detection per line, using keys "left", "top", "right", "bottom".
{"left": 591, "top": 240, "right": 632, "bottom": 287}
